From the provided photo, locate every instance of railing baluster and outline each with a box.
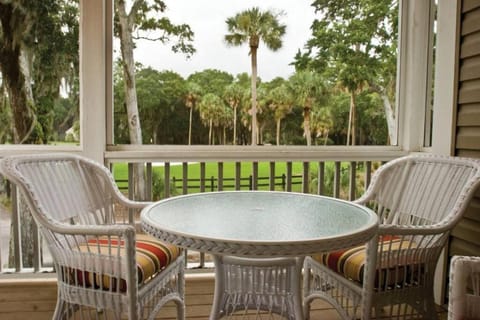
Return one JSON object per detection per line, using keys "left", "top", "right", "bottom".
{"left": 349, "top": 161, "right": 357, "bottom": 201}
{"left": 318, "top": 162, "right": 325, "bottom": 195}
{"left": 128, "top": 163, "right": 134, "bottom": 200}
{"left": 235, "top": 162, "right": 241, "bottom": 190}
{"left": 302, "top": 162, "right": 309, "bottom": 194}
{"left": 128, "top": 163, "right": 135, "bottom": 222}
{"left": 252, "top": 162, "right": 258, "bottom": 190}
{"left": 12, "top": 186, "right": 22, "bottom": 271}
{"left": 33, "top": 220, "right": 41, "bottom": 272}
{"left": 146, "top": 163, "right": 152, "bottom": 201}
{"left": 200, "top": 162, "right": 206, "bottom": 193}
{"left": 218, "top": 162, "right": 224, "bottom": 191}
{"left": 286, "top": 162, "right": 293, "bottom": 192}
{"left": 164, "top": 162, "right": 170, "bottom": 198}
{"left": 269, "top": 162, "right": 275, "bottom": 191}
{"left": 334, "top": 161, "right": 341, "bottom": 198}
{"left": 182, "top": 162, "right": 188, "bottom": 195}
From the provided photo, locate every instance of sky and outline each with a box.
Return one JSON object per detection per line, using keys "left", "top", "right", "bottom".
{"left": 131, "top": 0, "right": 317, "bottom": 82}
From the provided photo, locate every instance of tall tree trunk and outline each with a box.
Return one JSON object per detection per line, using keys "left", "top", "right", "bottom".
{"left": 250, "top": 41, "right": 258, "bottom": 146}
{"left": 304, "top": 99, "right": 312, "bottom": 146}
{"left": 0, "top": 4, "right": 35, "bottom": 144}
{"left": 371, "top": 84, "right": 396, "bottom": 145}
{"left": 259, "top": 123, "right": 263, "bottom": 145}
{"left": 276, "top": 118, "right": 281, "bottom": 146}
{"left": 117, "top": 0, "right": 146, "bottom": 199}
{"left": 346, "top": 91, "right": 356, "bottom": 146}
{"left": 233, "top": 105, "right": 237, "bottom": 145}
{"left": 208, "top": 119, "right": 213, "bottom": 145}
{"left": 188, "top": 106, "right": 193, "bottom": 145}
{"left": 380, "top": 91, "right": 396, "bottom": 145}
{"left": 351, "top": 92, "right": 356, "bottom": 146}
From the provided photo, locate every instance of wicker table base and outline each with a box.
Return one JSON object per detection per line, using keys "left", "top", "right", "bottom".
{"left": 211, "top": 256, "right": 305, "bottom": 320}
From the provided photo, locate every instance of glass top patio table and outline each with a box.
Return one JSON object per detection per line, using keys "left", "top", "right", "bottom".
{"left": 141, "top": 190, "right": 378, "bottom": 257}
{"left": 141, "top": 191, "right": 378, "bottom": 320}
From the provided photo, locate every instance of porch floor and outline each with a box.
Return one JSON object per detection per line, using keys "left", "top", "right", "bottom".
{"left": 0, "top": 272, "right": 448, "bottom": 319}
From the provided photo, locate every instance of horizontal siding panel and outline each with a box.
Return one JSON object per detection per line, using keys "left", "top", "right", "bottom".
{"left": 451, "top": 218, "right": 480, "bottom": 246}
{"left": 456, "top": 127, "right": 480, "bottom": 149}
{"left": 457, "top": 103, "right": 480, "bottom": 125}
{"left": 460, "top": 32, "right": 480, "bottom": 59}
{"left": 458, "top": 79, "right": 480, "bottom": 103}
{"left": 0, "top": 311, "right": 53, "bottom": 320}
{"left": 459, "top": 56, "right": 480, "bottom": 81}
{"left": 462, "top": 8, "right": 480, "bottom": 35}
{"left": 456, "top": 149, "right": 480, "bottom": 158}
{"left": 449, "top": 237, "right": 480, "bottom": 256}
{"left": 463, "top": 0, "right": 480, "bottom": 13}
{"left": 463, "top": 196, "right": 480, "bottom": 222}
{"left": 452, "top": 0, "right": 480, "bottom": 274}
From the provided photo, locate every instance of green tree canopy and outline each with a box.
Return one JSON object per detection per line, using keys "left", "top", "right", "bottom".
{"left": 267, "top": 83, "right": 294, "bottom": 145}
{"left": 223, "top": 82, "right": 244, "bottom": 145}
{"left": 0, "top": 0, "right": 79, "bottom": 144}
{"left": 187, "top": 69, "right": 234, "bottom": 97}
{"left": 288, "top": 70, "right": 324, "bottom": 146}
{"left": 198, "top": 93, "right": 227, "bottom": 145}
{"left": 294, "top": 0, "right": 398, "bottom": 145}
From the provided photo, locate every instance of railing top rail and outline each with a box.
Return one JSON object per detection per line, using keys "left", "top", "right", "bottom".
{"left": 105, "top": 145, "right": 405, "bottom": 163}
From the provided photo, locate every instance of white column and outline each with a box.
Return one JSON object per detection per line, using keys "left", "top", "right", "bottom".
{"left": 397, "top": 0, "right": 434, "bottom": 152}
{"left": 431, "top": 0, "right": 461, "bottom": 306}
{"left": 79, "top": 0, "right": 107, "bottom": 163}
{"left": 431, "top": 0, "right": 460, "bottom": 156}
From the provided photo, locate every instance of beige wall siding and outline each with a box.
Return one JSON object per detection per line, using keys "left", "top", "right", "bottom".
{"left": 450, "top": 0, "right": 480, "bottom": 257}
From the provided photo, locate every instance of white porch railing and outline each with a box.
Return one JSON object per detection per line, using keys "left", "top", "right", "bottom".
{"left": 0, "top": 146, "right": 405, "bottom": 274}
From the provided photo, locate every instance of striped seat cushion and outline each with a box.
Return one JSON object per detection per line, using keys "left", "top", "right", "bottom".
{"left": 74, "top": 234, "right": 181, "bottom": 291}
{"left": 312, "top": 236, "right": 418, "bottom": 286}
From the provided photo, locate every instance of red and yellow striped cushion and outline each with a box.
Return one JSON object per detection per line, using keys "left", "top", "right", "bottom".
{"left": 312, "top": 236, "right": 416, "bottom": 286}
{"left": 74, "top": 234, "right": 180, "bottom": 291}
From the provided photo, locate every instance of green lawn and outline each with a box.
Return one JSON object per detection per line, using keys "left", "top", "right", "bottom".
{"left": 111, "top": 160, "right": 363, "bottom": 199}
{"left": 113, "top": 161, "right": 314, "bottom": 194}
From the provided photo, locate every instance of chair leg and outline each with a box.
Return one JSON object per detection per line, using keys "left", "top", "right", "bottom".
{"left": 52, "top": 299, "right": 64, "bottom": 320}
{"left": 423, "top": 296, "right": 439, "bottom": 320}
{"left": 175, "top": 299, "right": 185, "bottom": 320}
{"left": 303, "top": 299, "right": 312, "bottom": 320}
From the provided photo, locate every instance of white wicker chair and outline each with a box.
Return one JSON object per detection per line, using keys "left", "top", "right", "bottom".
{"left": 303, "top": 154, "right": 480, "bottom": 319}
{"left": 0, "top": 154, "right": 185, "bottom": 320}
{"left": 448, "top": 255, "right": 480, "bottom": 320}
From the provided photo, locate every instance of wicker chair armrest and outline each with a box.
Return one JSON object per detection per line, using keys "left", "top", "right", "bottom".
{"left": 45, "top": 221, "right": 136, "bottom": 238}
{"left": 353, "top": 195, "right": 371, "bottom": 206}
{"left": 379, "top": 223, "right": 452, "bottom": 236}
{"left": 112, "top": 193, "right": 153, "bottom": 210}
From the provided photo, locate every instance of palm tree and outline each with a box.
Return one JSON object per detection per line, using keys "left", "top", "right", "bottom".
{"left": 312, "top": 107, "right": 334, "bottom": 145}
{"left": 288, "top": 71, "right": 323, "bottom": 146}
{"left": 223, "top": 83, "right": 243, "bottom": 145}
{"left": 198, "top": 93, "right": 226, "bottom": 145}
{"left": 224, "top": 7, "right": 286, "bottom": 145}
{"left": 268, "top": 84, "right": 294, "bottom": 145}
{"left": 184, "top": 82, "right": 202, "bottom": 145}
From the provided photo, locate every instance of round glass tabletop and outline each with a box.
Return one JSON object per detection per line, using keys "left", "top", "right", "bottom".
{"left": 141, "top": 191, "right": 378, "bottom": 257}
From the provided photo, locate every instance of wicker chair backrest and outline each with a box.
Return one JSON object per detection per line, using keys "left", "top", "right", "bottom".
{"left": 360, "top": 155, "right": 480, "bottom": 228}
